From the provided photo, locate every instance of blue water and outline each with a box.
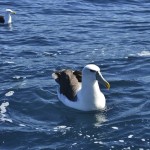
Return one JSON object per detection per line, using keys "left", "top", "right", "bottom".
{"left": 0, "top": 0, "right": 150, "bottom": 149}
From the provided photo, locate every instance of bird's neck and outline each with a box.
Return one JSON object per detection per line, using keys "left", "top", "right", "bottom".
{"left": 5, "top": 13, "right": 12, "bottom": 24}
{"left": 82, "top": 79, "right": 100, "bottom": 97}
{"left": 79, "top": 79, "right": 105, "bottom": 111}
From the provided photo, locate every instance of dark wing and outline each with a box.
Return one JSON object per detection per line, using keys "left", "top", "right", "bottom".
{"left": 52, "top": 69, "right": 81, "bottom": 101}
{"left": 73, "top": 70, "right": 82, "bottom": 82}
{"left": 0, "top": 16, "right": 5, "bottom": 23}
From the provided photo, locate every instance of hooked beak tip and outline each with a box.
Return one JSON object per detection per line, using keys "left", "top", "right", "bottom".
{"left": 106, "top": 82, "right": 110, "bottom": 90}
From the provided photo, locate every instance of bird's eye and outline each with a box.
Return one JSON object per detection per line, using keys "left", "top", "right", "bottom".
{"left": 90, "top": 69, "right": 95, "bottom": 73}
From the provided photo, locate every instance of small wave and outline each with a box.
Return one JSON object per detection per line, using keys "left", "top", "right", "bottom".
{"left": 137, "top": 51, "right": 150, "bottom": 57}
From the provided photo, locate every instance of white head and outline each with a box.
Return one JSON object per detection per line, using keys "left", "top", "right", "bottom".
{"left": 5, "top": 9, "right": 16, "bottom": 14}
{"left": 82, "top": 64, "right": 110, "bottom": 89}
{"left": 5, "top": 9, "right": 16, "bottom": 24}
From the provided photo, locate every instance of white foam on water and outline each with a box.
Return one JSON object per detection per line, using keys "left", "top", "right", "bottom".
{"left": 98, "top": 141, "right": 103, "bottom": 144}
{"left": 128, "top": 50, "right": 150, "bottom": 58}
{"left": 94, "top": 141, "right": 103, "bottom": 145}
{"left": 111, "top": 146, "right": 114, "bottom": 148}
{"left": 19, "top": 124, "right": 26, "bottom": 127}
{"left": 0, "top": 102, "right": 9, "bottom": 114}
{"left": 122, "top": 147, "right": 131, "bottom": 150}
{"left": 128, "top": 135, "right": 133, "bottom": 138}
{"left": 0, "top": 102, "right": 12, "bottom": 123}
{"left": 53, "top": 125, "right": 71, "bottom": 132}
{"left": 137, "top": 51, "right": 150, "bottom": 57}
{"left": 13, "top": 76, "right": 26, "bottom": 80}
{"left": 119, "top": 140, "right": 124, "bottom": 143}
{"left": 72, "top": 143, "right": 77, "bottom": 146}
{"left": 86, "top": 135, "right": 90, "bottom": 138}
{"left": 78, "top": 133, "right": 82, "bottom": 136}
{"left": 5, "top": 91, "right": 14, "bottom": 97}
{"left": 4, "top": 61, "right": 15, "bottom": 64}
{"left": 1, "top": 117, "right": 13, "bottom": 123}
{"left": 13, "top": 75, "right": 21, "bottom": 79}
{"left": 94, "top": 141, "right": 99, "bottom": 144}
{"left": 112, "top": 126, "right": 119, "bottom": 130}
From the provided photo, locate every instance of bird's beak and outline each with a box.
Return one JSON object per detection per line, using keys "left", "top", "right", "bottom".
{"left": 96, "top": 71, "right": 110, "bottom": 89}
{"left": 12, "top": 11, "right": 16, "bottom": 14}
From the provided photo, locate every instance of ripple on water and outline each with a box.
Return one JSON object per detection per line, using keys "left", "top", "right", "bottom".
{"left": 0, "top": 0, "right": 150, "bottom": 149}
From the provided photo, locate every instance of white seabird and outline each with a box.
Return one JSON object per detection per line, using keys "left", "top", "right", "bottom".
{"left": 0, "top": 9, "right": 16, "bottom": 24}
{"left": 52, "top": 64, "right": 110, "bottom": 111}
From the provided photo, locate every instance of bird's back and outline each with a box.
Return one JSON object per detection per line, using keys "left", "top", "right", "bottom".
{"left": 0, "top": 16, "right": 5, "bottom": 23}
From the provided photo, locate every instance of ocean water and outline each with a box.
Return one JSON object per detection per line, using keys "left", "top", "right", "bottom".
{"left": 0, "top": 0, "right": 150, "bottom": 149}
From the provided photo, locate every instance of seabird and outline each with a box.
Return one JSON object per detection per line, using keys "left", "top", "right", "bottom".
{"left": 52, "top": 64, "right": 110, "bottom": 111}
{"left": 0, "top": 9, "right": 16, "bottom": 24}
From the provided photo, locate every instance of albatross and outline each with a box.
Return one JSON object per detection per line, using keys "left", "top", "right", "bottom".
{"left": 52, "top": 64, "right": 110, "bottom": 111}
{"left": 0, "top": 9, "right": 16, "bottom": 24}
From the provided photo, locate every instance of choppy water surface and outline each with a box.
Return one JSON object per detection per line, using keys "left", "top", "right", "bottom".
{"left": 0, "top": 0, "right": 150, "bottom": 149}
